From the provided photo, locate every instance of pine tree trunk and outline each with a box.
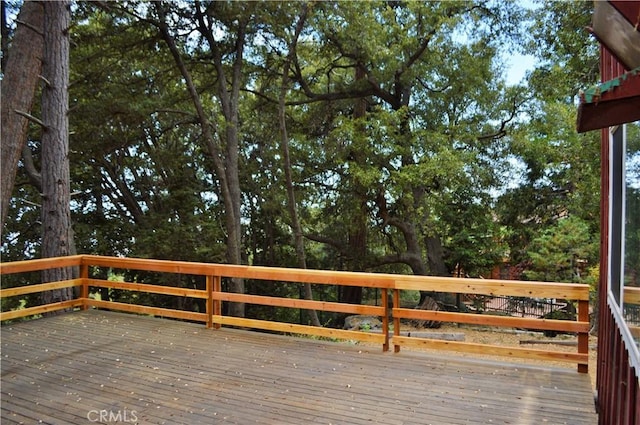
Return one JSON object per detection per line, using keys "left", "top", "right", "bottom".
{"left": 279, "top": 24, "right": 321, "bottom": 326}
{"left": 40, "top": 0, "right": 73, "bottom": 304}
{"left": 156, "top": 2, "right": 245, "bottom": 317}
{"left": 222, "top": 50, "right": 245, "bottom": 316}
{"left": 0, "top": 1, "right": 44, "bottom": 229}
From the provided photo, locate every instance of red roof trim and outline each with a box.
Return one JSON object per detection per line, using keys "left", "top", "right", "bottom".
{"left": 577, "top": 69, "right": 640, "bottom": 132}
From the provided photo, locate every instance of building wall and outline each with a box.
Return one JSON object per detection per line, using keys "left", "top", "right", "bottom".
{"left": 596, "top": 45, "right": 640, "bottom": 425}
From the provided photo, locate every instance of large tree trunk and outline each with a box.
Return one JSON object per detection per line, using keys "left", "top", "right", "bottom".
{"left": 222, "top": 121, "right": 244, "bottom": 318}
{"left": 155, "top": 2, "right": 245, "bottom": 317}
{"left": 40, "top": 0, "right": 73, "bottom": 304}
{"left": 422, "top": 236, "right": 455, "bottom": 306}
{"left": 426, "top": 236, "right": 449, "bottom": 277}
{"left": 206, "top": 6, "right": 245, "bottom": 318}
{"left": 278, "top": 8, "right": 321, "bottom": 327}
{"left": 340, "top": 66, "right": 370, "bottom": 307}
{"left": 0, "top": 1, "right": 44, "bottom": 230}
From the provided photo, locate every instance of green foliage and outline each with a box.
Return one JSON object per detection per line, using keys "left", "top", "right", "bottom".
{"left": 523, "top": 216, "right": 598, "bottom": 283}
{"left": 1, "top": 1, "right": 603, "bottom": 322}
{"left": 496, "top": 1, "right": 600, "bottom": 267}
{"left": 67, "top": 4, "right": 228, "bottom": 264}
{"left": 496, "top": 103, "right": 601, "bottom": 264}
{"left": 527, "top": 0, "right": 598, "bottom": 99}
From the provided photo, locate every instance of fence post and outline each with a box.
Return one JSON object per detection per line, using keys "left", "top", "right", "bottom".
{"left": 577, "top": 299, "right": 589, "bottom": 373}
{"left": 80, "top": 260, "right": 89, "bottom": 311}
{"left": 393, "top": 288, "right": 401, "bottom": 353}
{"left": 382, "top": 288, "right": 389, "bottom": 352}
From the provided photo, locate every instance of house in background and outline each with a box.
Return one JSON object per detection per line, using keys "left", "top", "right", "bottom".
{"left": 577, "top": 1, "right": 640, "bottom": 423}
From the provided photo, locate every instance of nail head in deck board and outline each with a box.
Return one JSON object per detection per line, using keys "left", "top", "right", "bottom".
{"left": 1, "top": 310, "right": 597, "bottom": 424}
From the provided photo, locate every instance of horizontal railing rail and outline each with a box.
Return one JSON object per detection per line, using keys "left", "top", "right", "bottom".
{"left": 624, "top": 287, "right": 640, "bottom": 305}
{"left": 0, "top": 255, "right": 590, "bottom": 372}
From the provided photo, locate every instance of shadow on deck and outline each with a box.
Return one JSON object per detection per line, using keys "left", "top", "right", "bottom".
{"left": 1, "top": 310, "right": 597, "bottom": 425}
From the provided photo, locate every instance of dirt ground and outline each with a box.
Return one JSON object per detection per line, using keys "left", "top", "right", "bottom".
{"left": 397, "top": 323, "right": 598, "bottom": 389}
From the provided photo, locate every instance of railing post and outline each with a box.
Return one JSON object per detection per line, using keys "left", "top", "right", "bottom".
{"left": 393, "top": 288, "right": 400, "bottom": 353}
{"left": 577, "top": 299, "right": 589, "bottom": 373}
{"left": 212, "top": 275, "right": 222, "bottom": 329}
{"left": 382, "top": 288, "right": 389, "bottom": 352}
{"left": 80, "top": 261, "right": 89, "bottom": 311}
{"left": 206, "top": 275, "right": 213, "bottom": 329}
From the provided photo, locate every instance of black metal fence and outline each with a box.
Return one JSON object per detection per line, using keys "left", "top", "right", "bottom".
{"left": 463, "top": 295, "right": 570, "bottom": 319}
{"left": 623, "top": 302, "right": 640, "bottom": 326}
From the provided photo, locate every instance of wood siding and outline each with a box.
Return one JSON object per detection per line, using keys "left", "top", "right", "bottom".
{"left": 596, "top": 44, "right": 640, "bottom": 425}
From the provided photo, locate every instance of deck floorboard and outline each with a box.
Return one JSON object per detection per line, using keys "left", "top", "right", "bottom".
{"left": 1, "top": 310, "right": 597, "bottom": 424}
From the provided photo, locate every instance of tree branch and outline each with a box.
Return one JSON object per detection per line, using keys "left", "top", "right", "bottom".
{"left": 39, "top": 74, "right": 52, "bottom": 87}
{"left": 21, "top": 144, "right": 42, "bottom": 191}
{"left": 477, "top": 91, "right": 529, "bottom": 141}
{"left": 15, "top": 18, "right": 44, "bottom": 37}
{"left": 14, "top": 109, "right": 46, "bottom": 128}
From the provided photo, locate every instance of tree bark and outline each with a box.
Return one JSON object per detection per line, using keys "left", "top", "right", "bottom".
{"left": 0, "top": 1, "right": 44, "bottom": 230}
{"left": 422, "top": 236, "right": 455, "bottom": 306}
{"left": 40, "top": 0, "right": 73, "bottom": 304}
{"left": 426, "top": 236, "right": 449, "bottom": 277}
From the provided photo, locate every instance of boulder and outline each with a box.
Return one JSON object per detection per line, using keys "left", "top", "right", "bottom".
{"left": 343, "top": 315, "right": 383, "bottom": 331}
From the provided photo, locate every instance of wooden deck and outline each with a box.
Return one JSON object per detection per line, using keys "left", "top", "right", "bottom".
{"left": 1, "top": 310, "right": 597, "bottom": 425}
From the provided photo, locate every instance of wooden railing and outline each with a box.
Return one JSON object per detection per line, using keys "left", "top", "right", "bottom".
{"left": 392, "top": 276, "right": 590, "bottom": 373}
{"left": 0, "top": 255, "right": 590, "bottom": 372}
